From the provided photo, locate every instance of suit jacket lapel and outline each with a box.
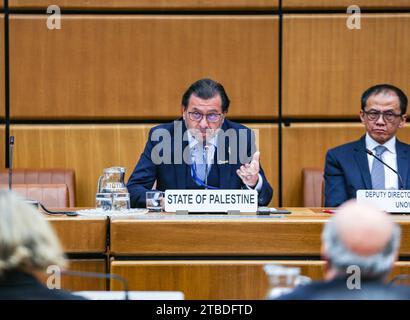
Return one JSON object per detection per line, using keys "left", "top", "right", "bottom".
{"left": 217, "top": 121, "right": 232, "bottom": 189}
{"left": 174, "top": 120, "right": 188, "bottom": 189}
{"left": 396, "top": 139, "right": 409, "bottom": 189}
{"left": 353, "top": 135, "right": 372, "bottom": 189}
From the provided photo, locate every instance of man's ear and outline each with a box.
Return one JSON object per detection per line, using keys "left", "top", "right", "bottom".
{"left": 399, "top": 114, "right": 407, "bottom": 128}
{"left": 359, "top": 110, "right": 366, "bottom": 123}
{"left": 181, "top": 106, "right": 186, "bottom": 120}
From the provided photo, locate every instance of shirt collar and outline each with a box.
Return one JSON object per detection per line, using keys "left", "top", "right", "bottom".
{"left": 365, "top": 132, "right": 396, "bottom": 154}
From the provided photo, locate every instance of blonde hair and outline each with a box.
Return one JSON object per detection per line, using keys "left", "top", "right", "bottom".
{"left": 0, "top": 190, "right": 66, "bottom": 275}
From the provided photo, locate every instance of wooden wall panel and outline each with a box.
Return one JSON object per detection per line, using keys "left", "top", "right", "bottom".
{"left": 283, "top": 14, "right": 410, "bottom": 118}
{"left": 282, "top": 124, "right": 410, "bottom": 206}
{"left": 112, "top": 260, "right": 410, "bottom": 299}
{"left": 111, "top": 260, "right": 325, "bottom": 299}
{"left": 11, "top": 125, "right": 152, "bottom": 207}
{"left": 283, "top": 0, "right": 410, "bottom": 9}
{"left": 10, "top": 123, "right": 277, "bottom": 207}
{"left": 10, "top": 15, "right": 278, "bottom": 120}
{"left": 0, "top": 127, "right": 4, "bottom": 169}
{"left": 0, "top": 15, "right": 4, "bottom": 119}
{"left": 10, "top": 0, "right": 278, "bottom": 10}
{"left": 249, "top": 124, "right": 278, "bottom": 207}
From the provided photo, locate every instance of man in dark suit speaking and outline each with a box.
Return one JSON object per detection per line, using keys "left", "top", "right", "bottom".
{"left": 127, "top": 78, "right": 273, "bottom": 208}
{"left": 325, "top": 84, "right": 409, "bottom": 207}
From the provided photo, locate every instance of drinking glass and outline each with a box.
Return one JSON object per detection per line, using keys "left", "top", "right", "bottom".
{"left": 146, "top": 191, "right": 164, "bottom": 212}
{"left": 112, "top": 193, "right": 131, "bottom": 211}
{"left": 95, "top": 193, "right": 112, "bottom": 211}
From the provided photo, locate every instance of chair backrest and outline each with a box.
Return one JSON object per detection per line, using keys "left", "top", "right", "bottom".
{"left": 0, "top": 168, "right": 76, "bottom": 206}
{"left": 0, "top": 183, "right": 69, "bottom": 207}
{"left": 302, "top": 168, "right": 324, "bottom": 207}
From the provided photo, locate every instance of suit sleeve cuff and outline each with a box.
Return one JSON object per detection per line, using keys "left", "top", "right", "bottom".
{"left": 245, "top": 173, "right": 263, "bottom": 192}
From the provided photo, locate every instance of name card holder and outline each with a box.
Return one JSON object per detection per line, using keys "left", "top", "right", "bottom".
{"left": 356, "top": 190, "right": 410, "bottom": 213}
{"left": 165, "top": 189, "right": 258, "bottom": 214}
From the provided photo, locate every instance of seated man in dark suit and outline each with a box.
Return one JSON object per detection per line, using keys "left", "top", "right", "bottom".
{"left": 325, "top": 84, "right": 409, "bottom": 207}
{"left": 0, "top": 191, "right": 83, "bottom": 300}
{"left": 278, "top": 200, "right": 410, "bottom": 300}
{"left": 127, "top": 78, "right": 273, "bottom": 208}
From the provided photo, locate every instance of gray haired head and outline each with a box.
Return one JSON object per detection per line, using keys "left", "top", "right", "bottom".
{"left": 322, "top": 202, "right": 401, "bottom": 279}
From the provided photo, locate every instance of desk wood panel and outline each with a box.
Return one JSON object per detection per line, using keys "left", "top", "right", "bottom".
{"left": 63, "top": 259, "right": 107, "bottom": 291}
{"left": 47, "top": 216, "right": 108, "bottom": 253}
{"left": 111, "top": 260, "right": 410, "bottom": 299}
{"left": 110, "top": 210, "right": 410, "bottom": 256}
{"left": 110, "top": 214, "right": 325, "bottom": 256}
{"left": 10, "top": 123, "right": 278, "bottom": 207}
{"left": 111, "top": 260, "right": 325, "bottom": 299}
{"left": 282, "top": 124, "right": 410, "bottom": 206}
{"left": 283, "top": 0, "right": 410, "bottom": 9}
{"left": 10, "top": 15, "right": 278, "bottom": 120}
{"left": 10, "top": 0, "right": 278, "bottom": 10}
{"left": 283, "top": 14, "right": 410, "bottom": 118}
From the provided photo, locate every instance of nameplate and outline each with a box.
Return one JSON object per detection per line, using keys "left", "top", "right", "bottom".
{"left": 164, "top": 189, "right": 258, "bottom": 213}
{"left": 356, "top": 190, "right": 410, "bottom": 213}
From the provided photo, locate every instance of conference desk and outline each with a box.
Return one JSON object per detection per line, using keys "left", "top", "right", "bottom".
{"left": 45, "top": 214, "right": 108, "bottom": 291}
{"left": 47, "top": 208, "right": 410, "bottom": 299}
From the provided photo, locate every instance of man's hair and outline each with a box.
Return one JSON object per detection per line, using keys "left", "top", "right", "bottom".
{"left": 361, "top": 84, "right": 408, "bottom": 115}
{"left": 181, "top": 78, "right": 230, "bottom": 113}
{"left": 322, "top": 217, "right": 401, "bottom": 279}
{"left": 0, "top": 191, "right": 66, "bottom": 276}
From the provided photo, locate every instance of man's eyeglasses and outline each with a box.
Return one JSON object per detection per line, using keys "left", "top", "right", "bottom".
{"left": 188, "top": 111, "right": 223, "bottom": 123}
{"left": 363, "top": 110, "right": 403, "bottom": 123}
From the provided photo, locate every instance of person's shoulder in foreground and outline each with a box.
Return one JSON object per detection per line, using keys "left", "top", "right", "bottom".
{"left": 277, "top": 277, "right": 410, "bottom": 300}
{"left": 0, "top": 270, "right": 83, "bottom": 300}
{"left": 0, "top": 190, "right": 85, "bottom": 300}
{"left": 275, "top": 200, "right": 410, "bottom": 300}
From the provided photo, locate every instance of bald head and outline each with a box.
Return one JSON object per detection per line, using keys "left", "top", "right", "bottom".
{"left": 334, "top": 201, "right": 394, "bottom": 256}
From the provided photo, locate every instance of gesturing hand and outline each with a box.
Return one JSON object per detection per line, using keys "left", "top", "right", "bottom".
{"left": 236, "top": 151, "right": 260, "bottom": 187}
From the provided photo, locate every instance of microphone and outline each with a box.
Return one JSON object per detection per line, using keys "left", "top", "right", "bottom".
{"left": 61, "top": 270, "right": 129, "bottom": 300}
{"left": 365, "top": 148, "right": 404, "bottom": 190}
{"left": 9, "top": 136, "right": 14, "bottom": 191}
{"left": 204, "top": 144, "right": 209, "bottom": 190}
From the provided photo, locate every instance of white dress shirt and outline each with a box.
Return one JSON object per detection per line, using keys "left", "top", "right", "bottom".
{"left": 365, "top": 133, "right": 399, "bottom": 189}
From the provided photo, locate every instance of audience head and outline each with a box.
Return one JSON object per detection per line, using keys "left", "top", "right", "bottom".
{"left": 321, "top": 200, "right": 401, "bottom": 280}
{"left": 0, "top": 191, "right": 66, "bottom": 277}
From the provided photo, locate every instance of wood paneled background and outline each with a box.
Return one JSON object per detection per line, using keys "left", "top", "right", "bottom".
{"left": 9, "top": 0, "right": 278, "bottom": 10}
{"left": 1, "top": 2, "right": 410, "bottom": 207}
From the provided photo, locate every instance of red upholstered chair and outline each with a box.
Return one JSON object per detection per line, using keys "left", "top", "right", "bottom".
{"left": 0, "top": 183, "right": 69, "bottom": 207}
{"left": 302, "top": 168, "right": 324, "bottom": 207}
{"left": 0, "top": 169, "right": 76, "bottom": 206}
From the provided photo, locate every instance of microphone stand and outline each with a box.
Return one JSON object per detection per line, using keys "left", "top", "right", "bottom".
{"left": 61, "top": 270, "right": 129, "bottom": 300}
{"left": 9, "top": 136, "right": 14, "bottom": 191}
{"left": 204, "top": 144, "right": 209, "bottom": 190}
